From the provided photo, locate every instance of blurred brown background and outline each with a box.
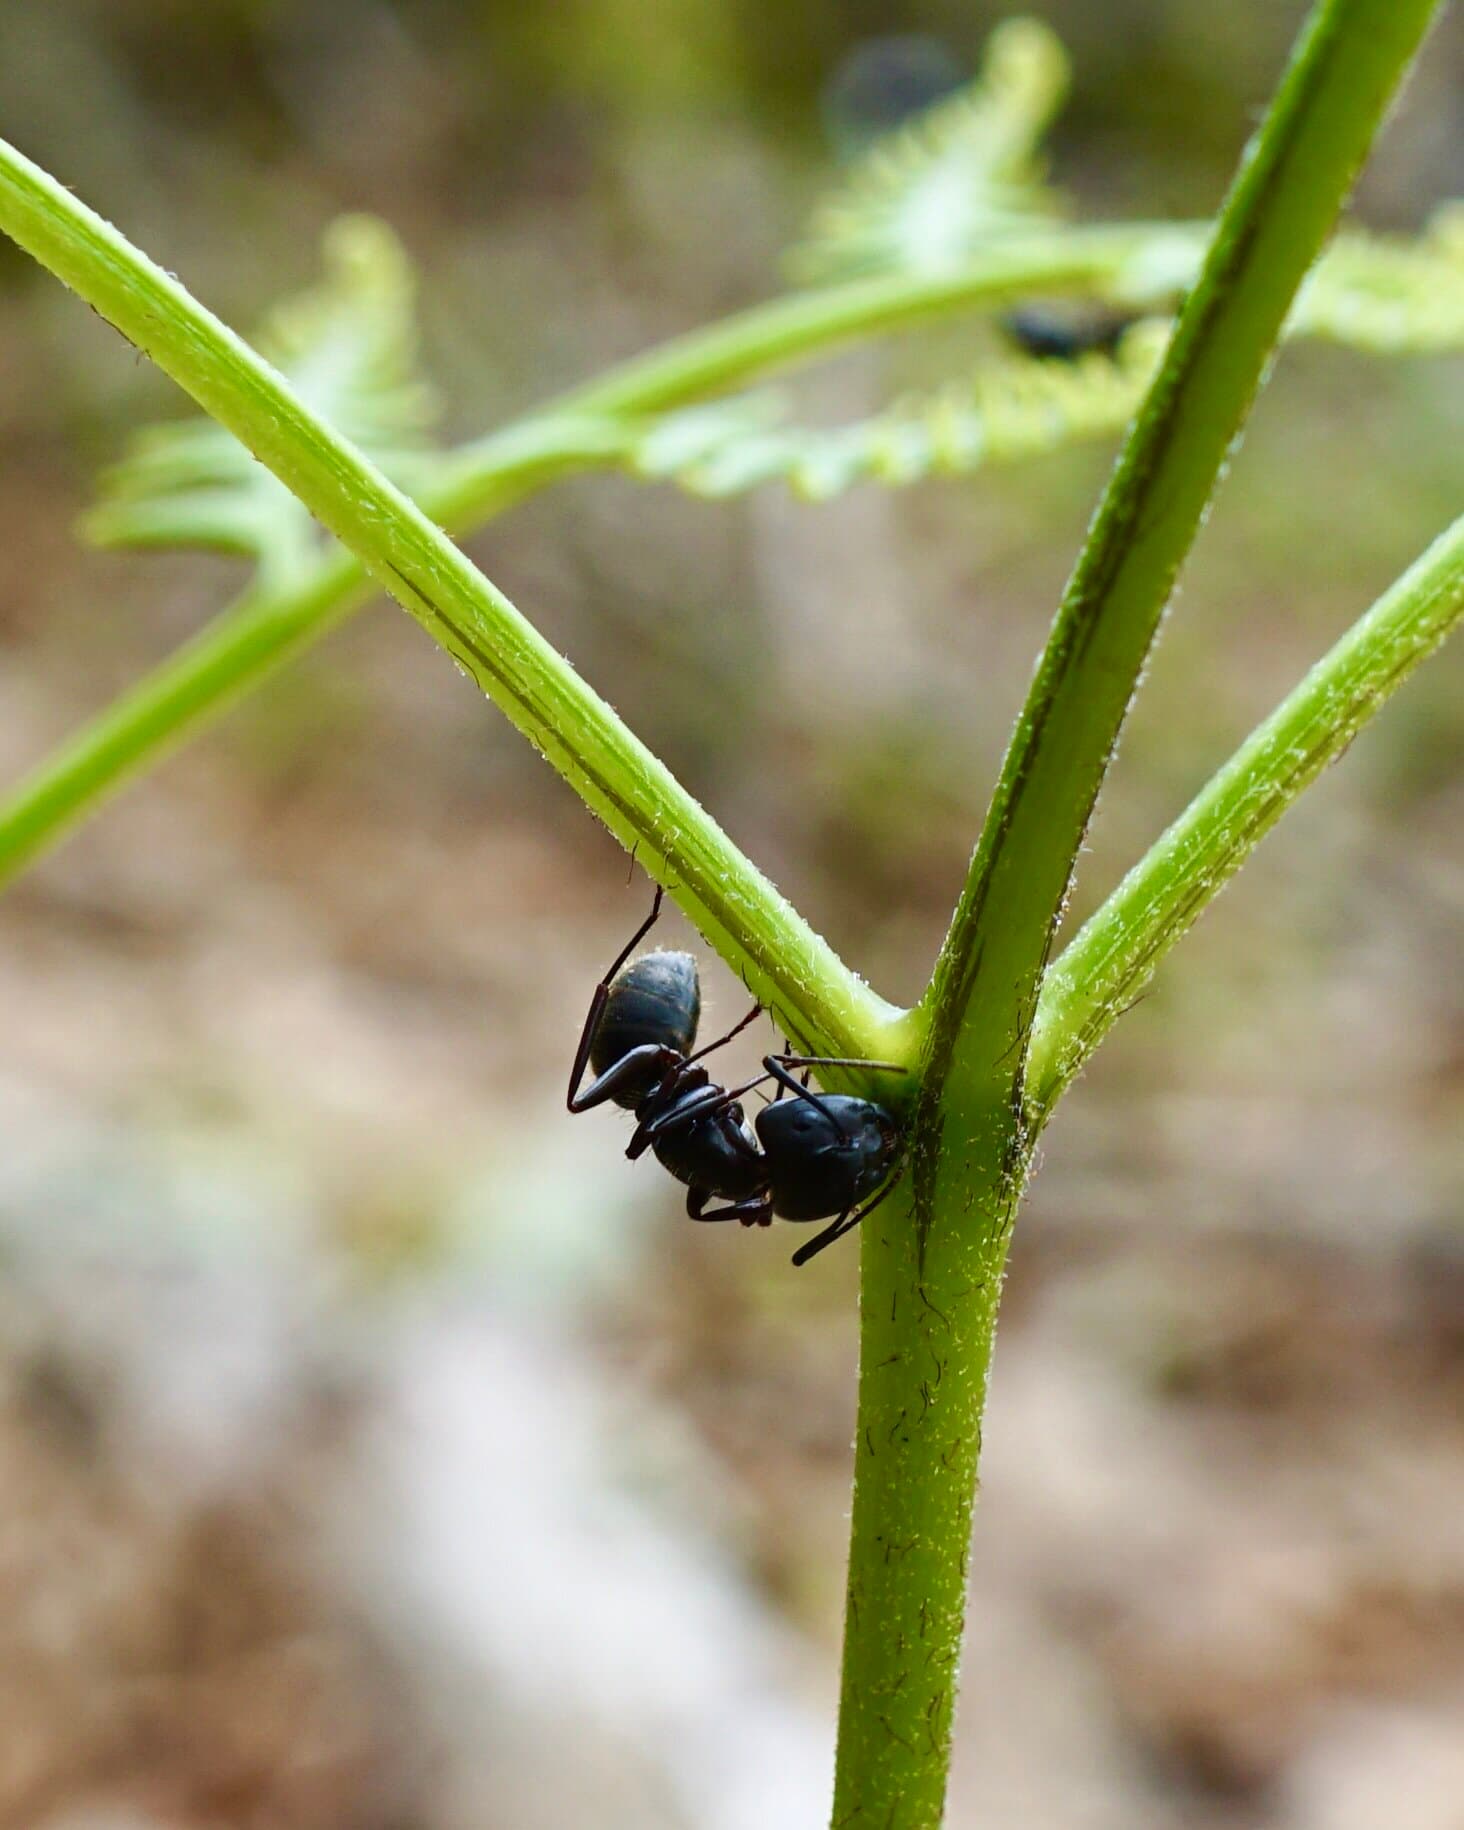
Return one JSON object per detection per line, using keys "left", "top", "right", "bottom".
{"left": 0, "top": 2, "right": 1461, "bottom": 1826}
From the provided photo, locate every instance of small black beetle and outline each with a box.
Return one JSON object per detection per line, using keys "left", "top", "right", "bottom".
{"left": 568, "top": 889, "right": 905, "bottom": 1264}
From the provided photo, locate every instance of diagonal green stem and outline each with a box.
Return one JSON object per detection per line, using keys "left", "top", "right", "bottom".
{"left": 0, "top": 134, "right": 896, "bottom": 1058}
{"left": 832, "top": 0, "right": 1443, "bottom": 1822}
{"left": 1027, "top": 510, "right": 1464, "bottom": 1118}
{"left": 0, "top": 226, "right": 1181, "bottom": 895}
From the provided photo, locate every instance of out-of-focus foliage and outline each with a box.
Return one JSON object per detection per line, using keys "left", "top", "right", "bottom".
{"left": 627, "top": 319, "right": 1168, "bottom": 500}
{"left": 61, "top": 14, "right": 1463, "bottom": 587}
{"left": 81, "top": 216, "right": 439, "bottom": 586}
{"left": 1290, "top": 204, "right": 1464, "bottom": 349}
{"left": 622, "top": 198, "right": 1464, "bottom": 502}
{"left": 789, "top": 17, "right": 1070, "bottom": 283}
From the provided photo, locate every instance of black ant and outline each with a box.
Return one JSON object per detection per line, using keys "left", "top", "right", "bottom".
{"left": 1001, "top": 301, "right": 1136, "bottom": 361}
{"left": 567, "top": 888, "right": 907, "bottom": 1265}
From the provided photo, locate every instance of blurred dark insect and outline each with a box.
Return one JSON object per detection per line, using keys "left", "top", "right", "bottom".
{"left": 820, "top": 35, "right": 965, "bottom": 158}
{"left": 1001, "top": 299, "right": 1139, "bottom": 359}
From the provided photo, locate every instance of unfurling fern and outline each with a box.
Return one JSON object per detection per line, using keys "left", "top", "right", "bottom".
{"left": 789, "top": 17, "right": 1070, "bottom": 285}
{"left": 72, "top": 19, "right": 1464, "bottom": 576}
{"left": 627, "top": 321, "right": 1170, "bottom": 501}
{"left": 1290, "top": 206, "right": 1464, "bottom": 351}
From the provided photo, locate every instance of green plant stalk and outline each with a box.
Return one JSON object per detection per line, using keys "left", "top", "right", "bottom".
{"left": 0, "top": 418, "right": 623, "bottom": 893}
{"left": 0, "top": 137, "right": 902, "bottom": 1059}
{"left": 1027, "top": 510, "right": 1464, "bottom": 1117}
{"left": 0, "top": 227, "right": 1183, "bottom": 897}
{"left": 832, "top": 0, "right": 1442, "bottom": 1822}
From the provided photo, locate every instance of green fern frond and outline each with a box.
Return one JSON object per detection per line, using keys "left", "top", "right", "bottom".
{"left": 81, "top": 215, "right": 440, "bottom": 586}
{"left": 628, "top": 320, "right": 1169, "bottom": 502}
{"left": 789, "top": 18, "right": 1070, "bottom": 286}
{"left": 1289, "top": 205, "right": 1464, "bottom": 351}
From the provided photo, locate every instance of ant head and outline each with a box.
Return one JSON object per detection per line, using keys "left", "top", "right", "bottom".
{"left": 756, "top": 1093, "right": 901, "bottom": 1221}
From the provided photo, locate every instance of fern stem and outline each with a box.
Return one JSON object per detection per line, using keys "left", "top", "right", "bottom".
{"left": 0, "top": 137, "right": 897, "bottom": 1056}
{"left": 0, "top": 223, "right": 1183, "bottom": 896}
{"left": 0, "top": 419, "right": 620, "bottom": 894}
{"left": 1027, "top": 510, "right": 1464, "bottom": 1117}
{"left": 833, "top": 0, "right": 1443, "bottom": 1822}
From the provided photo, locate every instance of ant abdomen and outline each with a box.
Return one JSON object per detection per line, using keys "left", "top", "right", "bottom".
{"left": 589, "top": 949, "right": 700, "bottom": 1106}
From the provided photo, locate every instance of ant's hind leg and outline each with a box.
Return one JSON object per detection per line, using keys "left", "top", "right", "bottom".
{"left": 606, "top": 886, "right": 664, "bottom": 983}
{"left": 567, "top": 888, "right": 664, "bottom": 1108}
{"left": 687, "top": 1194, "right": 774, "bottom": 1228}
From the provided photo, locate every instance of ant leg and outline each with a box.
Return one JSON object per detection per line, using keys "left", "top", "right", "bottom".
{"left": 790, "top": 1170, "right": 905, "bottom": 1268}
{"left": 682, "top": 999, "right": 762, "bottom": 1068}
{"left": 627, "top": 1076, "right": 727, "bottom": 1158}
{"left": 687, "top": 1194, "right": 774, "bottom": 1227}
{"left": 771, "top": 1040, "right": 810, "bottom": 1102}
{"left": 771, "top": 1054, "right": 908, "bottom": 1076}
{"left": 760, "top": 1056, "right": 853, "bottom": 1140}
{"left": 622, "top": 1002, "right": 764, "bottom": 1141}
{"left": 634, "top": 1069, "right": 774, "bottom": 1150}
{"left": 566, "top": 888, "right": 664, "bottom": 1109}
{"left": 571, "top": 1043, "right": 681, "bottom": 1115}
{"left": 790, "top": 1208, "right": 852, "bottom": 1267}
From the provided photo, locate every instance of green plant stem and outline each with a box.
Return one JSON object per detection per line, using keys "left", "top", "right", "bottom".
{"left": 0, "top": 228, "right": 1182, "bottom": 898}
{"left": 0, "top": 136, "right": 897, "bottom": 1058}
{"left": 832, "top": 0, "right": 1442, "bottom": 1822}
{"left": 437, "top": 223, "right": 1189, "bottom": 491}
{"left": 0, "top": 419, "right": 622, "bottom": 894}
{"left": 1027, "top": 510, "right": 1464, "bottom": 1117}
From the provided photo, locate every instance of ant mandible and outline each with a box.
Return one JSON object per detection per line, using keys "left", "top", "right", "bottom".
{"left": 567, "top": 887, "right": 906, "bottom": 1265}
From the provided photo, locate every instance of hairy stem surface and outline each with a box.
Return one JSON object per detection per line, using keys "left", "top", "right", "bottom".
{"left": 1028, "top": 510, "right": 1464, "bottom": 1115}
{"left": 0, "top": 135, "right": 894, "bottom": 1056}
{"left": 832, "top": 0, "right": 1442, "bottom": 1821}
{"left": 0, "top": 226, "right": 1178, "bottom": 892}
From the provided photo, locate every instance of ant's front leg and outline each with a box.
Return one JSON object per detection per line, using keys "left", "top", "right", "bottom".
{"left": 789, "top": 1167, "right": 905, "bottom": 1266}
{"left": 771, "top": 1039, "right": 812, "bottom": 1102}
{"left": 686, "top": 1190, "right": 774, "bottom": 1228}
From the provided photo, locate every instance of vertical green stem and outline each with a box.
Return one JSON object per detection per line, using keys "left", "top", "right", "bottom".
{"left": 832, "top": 0, "right": 1443, "bottom": 1821}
